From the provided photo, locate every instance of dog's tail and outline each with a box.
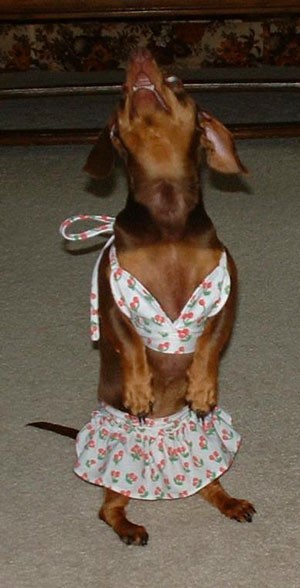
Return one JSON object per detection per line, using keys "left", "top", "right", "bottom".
{"left": 27, "top": 422, "right": 79, "bottom": 440}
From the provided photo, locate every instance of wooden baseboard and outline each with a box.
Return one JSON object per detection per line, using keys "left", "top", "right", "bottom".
{"left": 1, "top": 0, "right": 300, "bottom": 21}
{"left": 1, "top": 79, "right": 300, "bottom": 100}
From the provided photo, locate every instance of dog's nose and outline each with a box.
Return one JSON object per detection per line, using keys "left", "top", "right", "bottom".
{"left": 131, "top": 48, "right": 153, "bottom": 64}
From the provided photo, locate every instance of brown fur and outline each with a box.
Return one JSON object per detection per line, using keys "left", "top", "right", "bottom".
{"left": 84, "top": 50, "right": 255, "bottom": 544}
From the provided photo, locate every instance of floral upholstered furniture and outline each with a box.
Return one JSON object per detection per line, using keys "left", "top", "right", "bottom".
{"left": 1, "top": 0, "right": 300, "bottom": 143}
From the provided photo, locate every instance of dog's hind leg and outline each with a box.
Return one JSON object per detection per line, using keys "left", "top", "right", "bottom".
{"left": 200, "top": 479, "right": 256, "bottom": 523}
{"left": 99, "top": 489, "right": 149, "bottom": 545}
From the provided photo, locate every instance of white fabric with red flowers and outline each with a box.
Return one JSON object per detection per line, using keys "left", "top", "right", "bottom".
{"left": 90, "top": 243, "right": 231, "bottom": 353}
{"left": 74, "top": 402, "right": 241, "bottom": 500}
{"left": 60, "top": 214, "right": 231, "bottom": 352}
{"left": 106, "top": 245, "right": 230, "bottom": 354}
{"left": 61, "top": 214, "right": 239, "bottom": 501}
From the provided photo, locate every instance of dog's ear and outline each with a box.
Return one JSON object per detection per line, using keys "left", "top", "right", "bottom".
{"left": 83, "top": 122, "right": 117, "bottom": 179}
{"left": 198, "top": 110, "right": 248, "bottom": 175}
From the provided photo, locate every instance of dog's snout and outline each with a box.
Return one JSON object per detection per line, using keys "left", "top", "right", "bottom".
{"left": 131, "top": 48, "right": 153, "bottom": 64}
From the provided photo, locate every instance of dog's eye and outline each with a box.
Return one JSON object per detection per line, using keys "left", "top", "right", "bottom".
{"left": 165, "top": 75, "right": 182, "bottom": 88}
{"left": 166, "top": 75, "right": 179, "bottom": 84}
{"left": 110, "top": 124, "right": 121, "bottom": 141}
{"left": 165, "top": 75, "right": 186, "bottom": 100}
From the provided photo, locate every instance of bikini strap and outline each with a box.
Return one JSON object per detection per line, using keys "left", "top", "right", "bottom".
{"left": 60, "top": 214, "right": 116, "bottom": 342}
{"left": 59, "top": 214, "right": 115, "bottom": 241}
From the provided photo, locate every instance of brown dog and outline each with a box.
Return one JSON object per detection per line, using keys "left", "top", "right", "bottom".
{"left": 80, "top": 50, "right": 255, "bottom": 545}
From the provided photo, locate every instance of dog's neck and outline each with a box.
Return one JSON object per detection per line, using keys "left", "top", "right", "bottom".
{"left": 121, "top": 172, "right": 212, "bottom": 241}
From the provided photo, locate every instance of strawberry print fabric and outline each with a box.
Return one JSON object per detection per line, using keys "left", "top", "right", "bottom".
{"left": 107, "top": 245, "right": 230, "bottom": 353}
{"left": 61, "top": 215, "right": 240, "bottom": 501}
{"left": 60, "top": 214, "right": 231, "bottom": 352}
{"left": 74, "top": 402, "right": 241, "bottom": 500}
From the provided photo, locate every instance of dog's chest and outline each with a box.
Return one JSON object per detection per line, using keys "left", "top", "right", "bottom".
{"left": 117, "top": 244, "right": 220, "bottom": 322}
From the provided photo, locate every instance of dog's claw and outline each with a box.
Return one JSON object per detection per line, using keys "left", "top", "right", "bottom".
{"left": 228, "top": 501, "right": 256, "bottom": 523}
{"left": 121, "top": 531, "right": 149, "bottom": 546}
{"left": 243, "top": 505, "right": 256, "bottom": 523}
{"left": 137, "top": 402, "right": 154, "bottom": 424}
{"left": 188, "top": 405, "right": 215, "bottom": 422}
{"left": 195, "top": 410, "right": 207, "bottom": 423}
{"left": 235, "top": 512, "right": 254, "bottom": 523}
{"left": 140, "top": 534, "right": 149, "bottom": 546}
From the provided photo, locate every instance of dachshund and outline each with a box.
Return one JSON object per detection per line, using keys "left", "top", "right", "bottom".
{"left": 76, "top": 49, "right": 255, "bottom": 545}
{"left": 31, "top": 49, "right": 255, "bottom": 546}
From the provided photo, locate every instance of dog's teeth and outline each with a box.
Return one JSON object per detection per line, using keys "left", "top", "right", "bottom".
{"left": 132, "top": 84, "right": 155, "bottom": 92}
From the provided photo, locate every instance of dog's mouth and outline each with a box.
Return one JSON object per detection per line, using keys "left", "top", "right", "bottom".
{"left": 123, "top": 50, "right": 171, "bottom": 114}
{"left": 132, "top": 73, "right": 169, "bottom": 111}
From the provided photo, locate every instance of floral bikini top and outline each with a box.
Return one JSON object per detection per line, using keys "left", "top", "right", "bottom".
{"left": 61, "top": 215, "right": 231, "bottom": 354}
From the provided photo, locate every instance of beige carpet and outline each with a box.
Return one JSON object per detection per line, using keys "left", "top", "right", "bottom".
{"left": 1, "top": 135, "right": 300, "bottom": 588}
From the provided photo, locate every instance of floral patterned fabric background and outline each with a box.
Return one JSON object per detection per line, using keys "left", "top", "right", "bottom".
{"left": 0, "top": 18, "right": 300, "bottom": 73}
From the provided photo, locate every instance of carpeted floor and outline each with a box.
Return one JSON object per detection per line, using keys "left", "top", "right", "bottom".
{"left": 1, "top": 116, "right": 300, "bottom": 586}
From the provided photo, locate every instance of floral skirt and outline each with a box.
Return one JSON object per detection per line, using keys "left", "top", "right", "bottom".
{"left": 74, "top": 402, "right": 241, "bottom": 500}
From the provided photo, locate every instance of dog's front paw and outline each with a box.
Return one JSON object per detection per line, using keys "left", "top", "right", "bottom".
{"left": 127, "top": 402, "right": 154, "bottom": 423}
{"left": 186, "top": 378, "right": 217, "bottom": 419}
{"left": 123, "top": 384, "right": 154, "bottom": 421}
{"left": 122, "top": 360, "right": 154, "bottom": 420}
{"left": 188, "top": 403, "right": 216, "bottom": 421}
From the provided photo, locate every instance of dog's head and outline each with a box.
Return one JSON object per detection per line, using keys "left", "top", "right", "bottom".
{"left": 84, "top": 49, "right": 247, "bottom": 181}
